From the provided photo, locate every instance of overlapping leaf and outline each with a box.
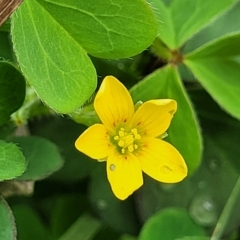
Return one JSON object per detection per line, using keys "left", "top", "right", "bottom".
{"left": 0, "top": 62, "right": 25, "bottom": 126}
{"left": 0, "top": 140, "right": 26, "bottom": 181}
{"left": 13, "top": 136, "right": 63, "bottom": 181}
{"left": 148, "top": 0, "right": 237, "bottom": 49}
{"left": 185, "top": 32, "right": 240, "bottom": 119}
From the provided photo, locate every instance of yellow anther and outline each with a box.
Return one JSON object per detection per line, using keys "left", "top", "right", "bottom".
{"left": 121, "top": 148, "right": 125, "bottom": 154}
{"left": 119, "top": 130, "right": 125, "bottom": 137}
{"left": 118, "top": 140, "right": 124, "bottom": 147}
{"left": 128, "top": 145, "right": 134, "bottom": 152}
{"left": 114, "top": 136, "right": 119, "bottom": 140}
{"left": 134, "top": 144, "right": 138, "bottom": 149}
{"left": 135, "top": 134, "right": 141, "bottom": 140}
{"left": 131, "top": 128, "right": 138, "bottom": 134}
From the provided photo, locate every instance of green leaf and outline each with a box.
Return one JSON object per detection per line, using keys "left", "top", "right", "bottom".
{"left": 38, "top": 0, "right": 157, "bottom": 59}
{"left": 130, "top": 65, "right": 202, "bottom": 175}
{"left": 12, "top": 205, "right": 51, "bottom": 240}
{"left": 139, "top": 208, "right": 206, "bottom": 240}
{"left": 58, "top": 213, "right": 102, "bottom": 240}
{"left": 0, "top": 140, "right": 26, "bottom": 181}
{"left": 0, "top": 61, "right": 25, "bottom": 126}
{"left": 147, "top": 0, "right": 175, "bottom": 47}
{"left": 0, "top": 32, "right": 13, "bottom": 60}
{"left": 0, "top": 196, "right": 16, "bottom": 240}
{"left": 184, "top": 32, "right": 240, "bottom": 120}
{"left": 13, "top": 136, "right": 63, "bottom": 181}
{"left": 153, "top": 0, "right": 237, "bottom": 48}
{"left": 11, "top": 0, "right": 97, "bottom": 113}
{"left": 29, "top": 117, "right": 96, "bottom": 181}
{"left": 183, "top": 0, "right": 240, "bottom": 53}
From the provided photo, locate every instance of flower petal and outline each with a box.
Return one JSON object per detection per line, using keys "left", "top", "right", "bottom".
{"left": 132, "top": 99, "right": 177, "bottom": 138}
{"left": 94, "top": 76, "right": 134, "bottom": 132}
{"left": 138, "top": 138, "right": 187, "bottom": 183}
{"left": 107, "top": 151, "right": 143, "bottom": 200}
{"left": 75, "top": 124, "right": 110, "bottom": 160}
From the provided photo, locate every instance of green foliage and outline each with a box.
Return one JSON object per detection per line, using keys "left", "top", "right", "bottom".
{"left": 185, "top": 33, "right": 240, "bottom": 119}
{"left": 13, "top": 136, "right": 63, "bottom": 180}
{"left": 12, "top": 205, "right": 52, "bottom": 240}
{"left": 149, "top": 0, "right": 237, "bottom": 48}
{"left": 0, "top": 62, "right": 25, "bottom": 126}
{"left": 0, "top": 140, "right": 26, "bottom": 181}
{"left": 139, "top": 208, "right": 206, "bottom": 240}
{"left": 0, "top": 196, "right": 16, "bottom": 240}
{"left": 1, "top": 0, "right": 240, "bottom": 239}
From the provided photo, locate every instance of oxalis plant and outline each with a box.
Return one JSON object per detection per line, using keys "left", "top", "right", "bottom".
{"left": 0, "top": 0, "right": 240, "bottom": 239}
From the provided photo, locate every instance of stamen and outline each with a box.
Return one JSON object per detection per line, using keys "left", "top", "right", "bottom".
{"left": 128, "top": 145, "right": 134, "bottom": 152}
{"left": 119, "top": 130, "right": 125, "bottom": 137}
{"left": 114, "top": 136, "right": 119, "bottom": 140}
{"left": 118, "top": 140, "right": 124, "bottom": 147}
{"left": 113, "top": 127, "right": 141, "bottom": 154}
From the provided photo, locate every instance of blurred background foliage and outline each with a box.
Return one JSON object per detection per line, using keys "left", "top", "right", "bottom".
{"left": 1, "top": 0, "right": 240, "bottom": 239}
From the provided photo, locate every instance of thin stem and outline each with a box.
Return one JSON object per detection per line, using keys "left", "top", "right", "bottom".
{"left": 210, "top": 175, "right": 240, "bottom": 240}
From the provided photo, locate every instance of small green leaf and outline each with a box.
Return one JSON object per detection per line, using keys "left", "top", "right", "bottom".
{"left": 38, "top": 0, "right": 157, "bottom": 59}
{"left": 0, "top": 62, "right": 25, "bottom": 126}
{"left": 153, "top": 0, "right": 237, "bottom": 48}
{"left": 58, "top": 213, "right": 102, "bottom": 240}
{"left": 139, "top": 208, "right": 206, "bottom": 240}
{"left": 130, "top": 65, "right": 202, "bottom": 175}
{"left": 185, "top": 32, "right": 240, "bottom": 120}
{"left": 13, "top": 136, "right": 63, "bottom": 181}
{"left": 11, "top": 0, "right": 97, "bottom": 113}
{"left": 0, "top": 140, "right": 26, "bottom": 181}
{"left": 12, "top": 205, "right": 51, "bottom": 240}
{"left": 0, "top": 196, "right": 16, "bottom": 240}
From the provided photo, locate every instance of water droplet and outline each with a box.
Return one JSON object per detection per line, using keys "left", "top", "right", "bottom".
{"left": 189, "top": 193, "right": 218, "bottom": 227}
{"left": 96, "top": 199, "right": 108, "bottom": 210}
{"left": 110, "top": 164, "right": 116, "bottom": 171}
{"left": 208, "top": 158, "right": 220, "bottom": 171}
{"left": 117, "top": 63, "right": 124, "bottom": 70}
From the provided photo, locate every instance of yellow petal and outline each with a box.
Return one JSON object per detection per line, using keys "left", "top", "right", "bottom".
{"left": 75, "top": 124, "right": 110, "bottom": 160}
{"left": 132, "top": 99, "right": 177, "bottom": 138}
{"left": 138, "top": 138, "right": 187, "bottom": 183}
{"left": 106, "top": 151, "right": 143, "bottom": 200}
{"left": 94, "top": 76, "right": 134, "bottom": 132}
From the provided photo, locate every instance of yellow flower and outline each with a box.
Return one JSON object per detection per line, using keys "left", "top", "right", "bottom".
{"left": 75, "top": 76, "right": 187, "bottom": 200}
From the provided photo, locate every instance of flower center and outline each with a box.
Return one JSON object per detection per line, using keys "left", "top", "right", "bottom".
{"left": 113, "top": 128, "right": 141, "bottom": 154}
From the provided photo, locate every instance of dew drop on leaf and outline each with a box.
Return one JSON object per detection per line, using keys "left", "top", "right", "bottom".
{"left": 189, "top": 193, "right": 218, "bottom": 227}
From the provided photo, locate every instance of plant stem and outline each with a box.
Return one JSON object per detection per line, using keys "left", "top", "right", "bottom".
{"left": 210, "top": 175, "right": 240, "bottom": 240}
